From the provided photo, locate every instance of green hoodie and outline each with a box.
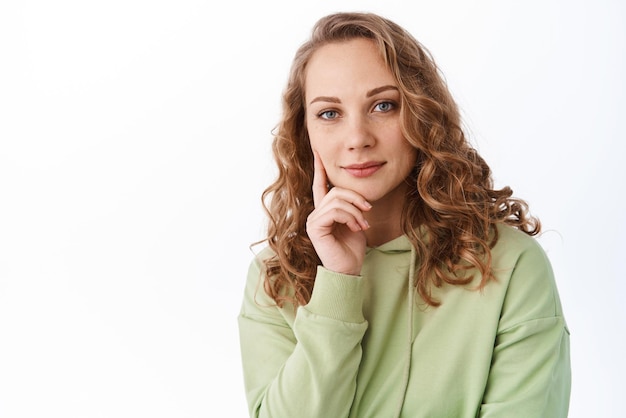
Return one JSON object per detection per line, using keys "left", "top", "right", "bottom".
{"left": 238, "top": 225, "right": 571, "bottom": 417}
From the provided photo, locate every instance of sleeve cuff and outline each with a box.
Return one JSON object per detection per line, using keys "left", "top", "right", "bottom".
{"left": 303, "top": 266, "right": 365, "bottom": 323}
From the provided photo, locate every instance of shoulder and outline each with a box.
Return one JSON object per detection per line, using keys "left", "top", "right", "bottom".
{"left": 490, "top": 224, "right": 554, "bottom": 286}
{"left": 241, "top": 245, "right": 298, "bottom": 317}
{"left": 240, "top": 245, "right": 279, "bottom": 312}
{"left": 248, "top": 244, "right": 276, "bottom": 276}
{"left": 490, "top": 224, "right": 565, "bottom": 329}
{"left": 491, "top": 224, "right": 548, "bottom": 265}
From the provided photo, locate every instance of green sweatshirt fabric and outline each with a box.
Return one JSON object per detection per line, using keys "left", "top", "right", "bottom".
{"left": 238, "top": 225, "right": 571, "bottom": 417}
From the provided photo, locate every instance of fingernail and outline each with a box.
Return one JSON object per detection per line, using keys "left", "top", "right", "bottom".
{"left": 364, "top": 201, "right": 372, "bottom": 209}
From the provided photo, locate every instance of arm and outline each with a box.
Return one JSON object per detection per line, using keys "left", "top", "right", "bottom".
{"left": 239, "top": 151, "right": 372, "bottom": 417}
{"left": 480, "top": 237, "right": 571, "bottom": 417}
{"left": 238, "top": 257, "right": 368, "bottom": 418}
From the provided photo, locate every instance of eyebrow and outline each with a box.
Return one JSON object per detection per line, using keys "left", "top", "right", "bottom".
{"left": 366, "top": 85, "right": 398, "bottom": 97}
{"left": 309, "top": 85, "right": 399, "bottom": 105}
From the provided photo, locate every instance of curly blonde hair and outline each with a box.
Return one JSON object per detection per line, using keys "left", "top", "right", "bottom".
{"left": 260, "top": 12, "right": 540, "bottom": 307}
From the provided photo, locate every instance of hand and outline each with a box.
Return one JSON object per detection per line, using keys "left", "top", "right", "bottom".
{"left": 306, "top": 151, "right": 372, "bottom": 275}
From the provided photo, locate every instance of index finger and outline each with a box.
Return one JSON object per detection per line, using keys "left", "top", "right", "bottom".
{"left": 312, "top": 150, "right": 328, "bottom": 208}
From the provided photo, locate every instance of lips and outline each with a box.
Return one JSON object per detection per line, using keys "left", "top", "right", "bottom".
{"left": 342, "top": 161, "right": 386, "bottom": 178}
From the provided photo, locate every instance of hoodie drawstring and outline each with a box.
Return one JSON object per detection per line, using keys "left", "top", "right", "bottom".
{"left": 393, "top": 244, "right": 416, "bottom": 417}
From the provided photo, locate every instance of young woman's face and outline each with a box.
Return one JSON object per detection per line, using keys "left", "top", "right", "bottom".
{"left": 305, "top": 38, "right": 417, "bottom": 205}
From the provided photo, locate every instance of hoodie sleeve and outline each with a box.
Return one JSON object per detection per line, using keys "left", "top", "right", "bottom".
{"left": 479, "top": 236, "right": 571, "bottom": 417}
{"left": 238, "top": 256, "right": 368, "bottom": 418}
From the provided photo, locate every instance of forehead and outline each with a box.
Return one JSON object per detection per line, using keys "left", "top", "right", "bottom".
{"left": 304, "top": 38, "right": 396, "bottom": 98}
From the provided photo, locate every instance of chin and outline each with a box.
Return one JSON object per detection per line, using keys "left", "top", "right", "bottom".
{"left": 364, "top": 182, "right": 411, "bottom": 206}
{"left": 353, "top": 186, "right": 388, "bottom": 203}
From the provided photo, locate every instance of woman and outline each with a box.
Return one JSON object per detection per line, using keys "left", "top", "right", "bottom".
{"left": 238, "top": 12, "right": 571, "bottom": 418}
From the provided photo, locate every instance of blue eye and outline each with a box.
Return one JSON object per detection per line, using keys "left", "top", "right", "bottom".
{"left": 319, "top": 110, "right": 339, "bottom": 120}
{"left": 374, "top": 102, "right": 394, "bottom": 112}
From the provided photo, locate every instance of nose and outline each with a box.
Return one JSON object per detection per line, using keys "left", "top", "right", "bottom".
{"left": 345, "top": 115, "right": 375, "bottom": 150}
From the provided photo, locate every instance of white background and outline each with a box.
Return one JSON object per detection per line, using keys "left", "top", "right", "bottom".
{"left": 1, "top": 0, "right": 624, "bottom": 417}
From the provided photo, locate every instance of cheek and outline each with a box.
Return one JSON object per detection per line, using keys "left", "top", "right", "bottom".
{"left": 308, "top": 127, "right": 337, "bottom": 154}
{"left": 308, "top": 136, "right": 322, "bottom": 158}
{"left": 399, "top": 143, "right": 418, "bottom": 173}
